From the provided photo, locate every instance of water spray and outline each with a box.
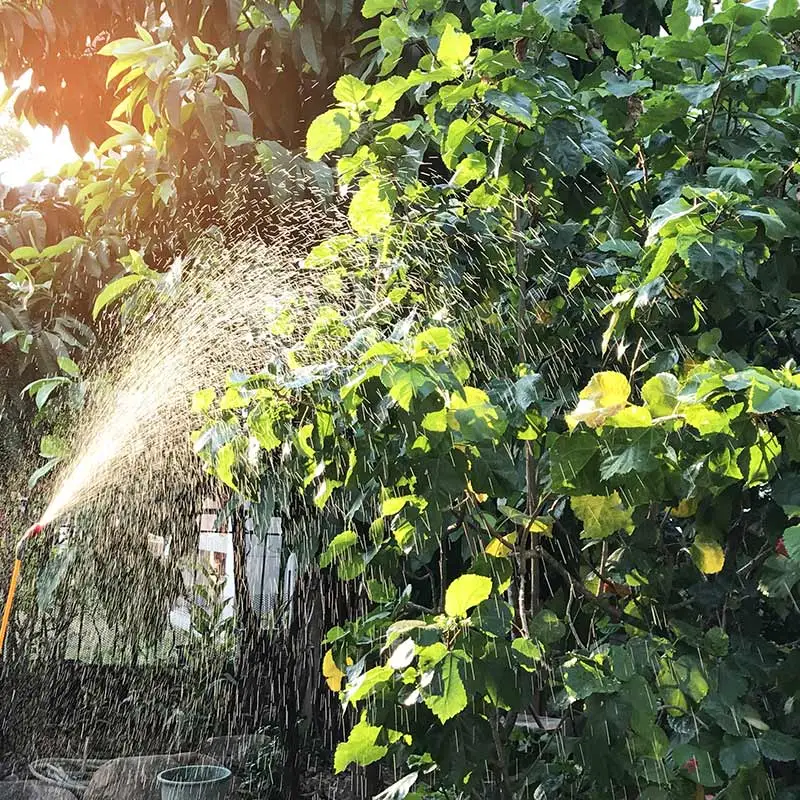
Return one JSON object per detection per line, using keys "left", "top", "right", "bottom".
{"left": 0, "top": 521, "right": 45, "bottom": 655}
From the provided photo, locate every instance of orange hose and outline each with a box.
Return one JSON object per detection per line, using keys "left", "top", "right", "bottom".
{"left": 0, "top": 559, "right": 23, "bottom": 656}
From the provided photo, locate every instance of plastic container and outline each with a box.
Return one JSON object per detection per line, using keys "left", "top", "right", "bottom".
{"left": 157, "top": 764, "right": 233, "bottom": 800}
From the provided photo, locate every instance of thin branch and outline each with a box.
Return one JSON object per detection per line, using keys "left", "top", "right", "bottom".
{"left": 534, "top": 546, "right": 663, "bottom": 636}
{"left": 701, "top": 24, "right": 735, "bottom": 159}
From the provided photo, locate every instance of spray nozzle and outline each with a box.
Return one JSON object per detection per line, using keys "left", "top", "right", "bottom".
{"left": 15, "top": 522, "right": 45, "bottom": 560}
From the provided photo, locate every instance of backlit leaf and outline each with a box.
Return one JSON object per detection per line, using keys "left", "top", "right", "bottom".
{"left": 444, "top": 574, "right": 492, "bottom": 617}
{"left": 691, "top": 535, "right": 724, "bottom": 574}
{"left": 437, "top": 25, "right": 471, "bottom": 65}
{"left": 334, "top": 720, "right": 388, "bottom": 773}
{"left": 571, "top": 492, "right": 633, "bottom": 539}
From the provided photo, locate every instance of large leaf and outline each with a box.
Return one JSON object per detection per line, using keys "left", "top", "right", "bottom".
{"left": 534, "top": 0, "right": 580, "bottom": 31}
{"left": 334, "top": 720, "right": 388, "bottom": 773}
{"left": 307, "top": 109, "right": 353, "bottom": 161}
{"left": 349, "top": 177, "right": 395, "bottom": 235}
{"left": 444, "top": 574, "right": 492, "bottom": 617}
{"left": 593, "top": 14, "right": 639, "bottom": 50}
{"left": 566, "top": 372, "right": 631, "bottom": 429}
{"left": 571, "top": 492, "right": 634, "bottom": 539}
{"left": 92, "top": 274, "right": 145, "bottom": 318}
{"left": 423, "top": 652, "right": 468, "bottom": 722}
{"left": 690, "top": 535, "right": 725, "bottom": 574}
{"left": 437, "top": 25, "right": 471, "bottom": 65}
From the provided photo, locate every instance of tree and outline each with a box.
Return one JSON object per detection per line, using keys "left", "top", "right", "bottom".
{"left": 191, "top": 0, "right": 800, "bottom": 797}
{"left": 0, "top": 0, "right": 365, "bottom": 434}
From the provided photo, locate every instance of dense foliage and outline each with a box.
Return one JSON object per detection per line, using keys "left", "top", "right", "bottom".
{"left": 5, "top": 0, "right": 800, "bottom": 798}
{"left": 191, "top": 1, "right": 800, "bottom": 798}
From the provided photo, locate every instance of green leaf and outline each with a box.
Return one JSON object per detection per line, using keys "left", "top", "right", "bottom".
{"left": 367, "top": 76, "right": 409, "bottom": 120}
{"left": 363, "top": 0, "right": 396, "bottom": 17}
{"left": 637, "top": 92, "right": 691, "bottom": 138}
{"left": 39, "top": 435, "right": 67, "bottom": 459}
{"left": 571, "top": 492, "right": 634, "bottom": 539}
{"left": 750, "top": 380, "right": 800, "bottom": 414}
{"left": 642, "top": 373, "right": 679, "bottom": 417}
{"left": 746, "top": 427, "right": 781, "bottom": 486}
{"left": 543, "top": 119, "right": 585, "bottom": 176}
{"left": 320, "top": 530, "right": 358, "bottom": 568}
{"left": 437, "top": 25, "right": 471, "bottom": 65}
{"left": 530, "top": 609, "right": 566, "bottom": 644}
{"left": 671, "top": 744, "right": 722, "bottom": 787}
{"left": 666, "top": 0, "right": 702, "bottom": 38}
{"left": 566, "top": 372, "right": 631, "bottom": 429}
{"left": 484, "top": 90, "right": 535, "bottom": 127}
{"left": 593, "top": 14, "right": 639, "bottom": 50}
{"left": 599, "top": 434, "right": 659, "bottom": 481}
{"left": 534, "top": 0, "right": 580, "bottom": 32}
{"left": 759, "top": 730, "right": 800, "bottom": 761}
{"left": 374, "top": 773, "right": 419, "bottom": 800}
{"left": 40, "top": 236, "right": 86, "bottom": 259}
{"left": 715, "top": 0, "right": 768, "bottom": 27}
{"left": 770, "top": 0, "right": 800, "bottom": 32}
{"left": 307, "top": 109, "right": 354, "bottom": 161}
{"left": 23, "top": 377, "right": 71, "bottom": 410}
{"left": 511, "top": 637, "right": 543, "bottom": 671}
{"left": 335, "top": 74, "right": 370, "bottom": 105}
{"left": 347, "top": 665, "right": 394, "bottom": 702}
{"left": 28, "top": 458, "right": 60, "bottom": 489}
{"left": 413, "top": 327, "right": 453, "bottom": 353}
{"left": 737, "top": 31, "right": 783, "bottom": 66}
{"left": 382, "top": 364, "right": 435, "bottom": 411}
{"left": 719, "top": 737, "right": 761, "bottom": 777}
{"left": 57, "top": 356, "right": 80, "bottom": 377}
{"left": 562, "top": 657, "right": 619, "bottom": 700}
{"left": 9, "top": 246, "right": 40, "bottom": 261}
{"left": 349, "top": 178, "right": 395, "bottom": 236}
{"left": 192, "top": 388, "right": 216, "bottom": 414}
{"left": 690, "top": 534, "right": 725, "bottom": 574}
{"left": 381, "top": 495, "right": 414, "bottom": 516}
{"left": 334, "top": 720, "right": 388, "bottom": 773}
{"left": 444, "top": 574, "right": 492, "bottom": 617}
{"left": 92, "top": 274, "right": 145, "bottom": 318}
{"left": 549, "top": 431, "right": 599, "bottom": 491}
{"left": 453, "top": 152, "right": 487, "bottom": 187}
{"left": 424, "top": 652, "right": 468, "bottom": 722}
{"left": 514, "top": 374, "right": 545, "bottom": 411}
{"left": 773, "top": 475, "right": 800, "bottom": 518}
{"left": 472, "top": 597, "right": 513, "bottom": 636}
{"left": 448, "top": 386, "right": 508, "bottom": 443}
{"left": 218, "top": 72, "right": 249, "bottom": 111}
{"left": 216, "top": 441, "right": 238, "bottom": 490}
{"left": 782, "top": 526, "right": 800, "bottom": 560}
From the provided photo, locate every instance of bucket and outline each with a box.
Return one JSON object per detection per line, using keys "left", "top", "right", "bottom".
{"left": 157, "top": 764, "right": 233, "bottom": 800}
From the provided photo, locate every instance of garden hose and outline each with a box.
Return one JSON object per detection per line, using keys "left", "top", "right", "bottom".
{"left": 0, "top": 522, "right": 44, "bottom": 655}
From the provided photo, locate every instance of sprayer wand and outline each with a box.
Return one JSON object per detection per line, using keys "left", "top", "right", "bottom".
{"left": 0, "top": 522, "right": 44, "bottom": 655}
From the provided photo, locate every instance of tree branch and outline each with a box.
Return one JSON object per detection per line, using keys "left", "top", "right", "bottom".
{"left": 534, "top": 546, "right": 662, "bottom": 635}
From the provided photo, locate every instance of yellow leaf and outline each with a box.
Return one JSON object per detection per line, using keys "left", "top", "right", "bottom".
{"left": 670, "top": 498, "right": 697, "bottom": 518}
{"left": 606, "top": 405, "right": 652, "bottom": 427}
{"left": 467, "top": 481, "right": 488, "bottom": 503}
{"left": 486, "top": 532, "right": 517, "bottom": 557}
{"left": 690, "top": 535, "right": 724, "bottom": 574}
{"left": 323, "top": 650, "right": 351, "bottom": 692}
{"left": 566, "top": 371, "right": 631, "bottom": 429}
